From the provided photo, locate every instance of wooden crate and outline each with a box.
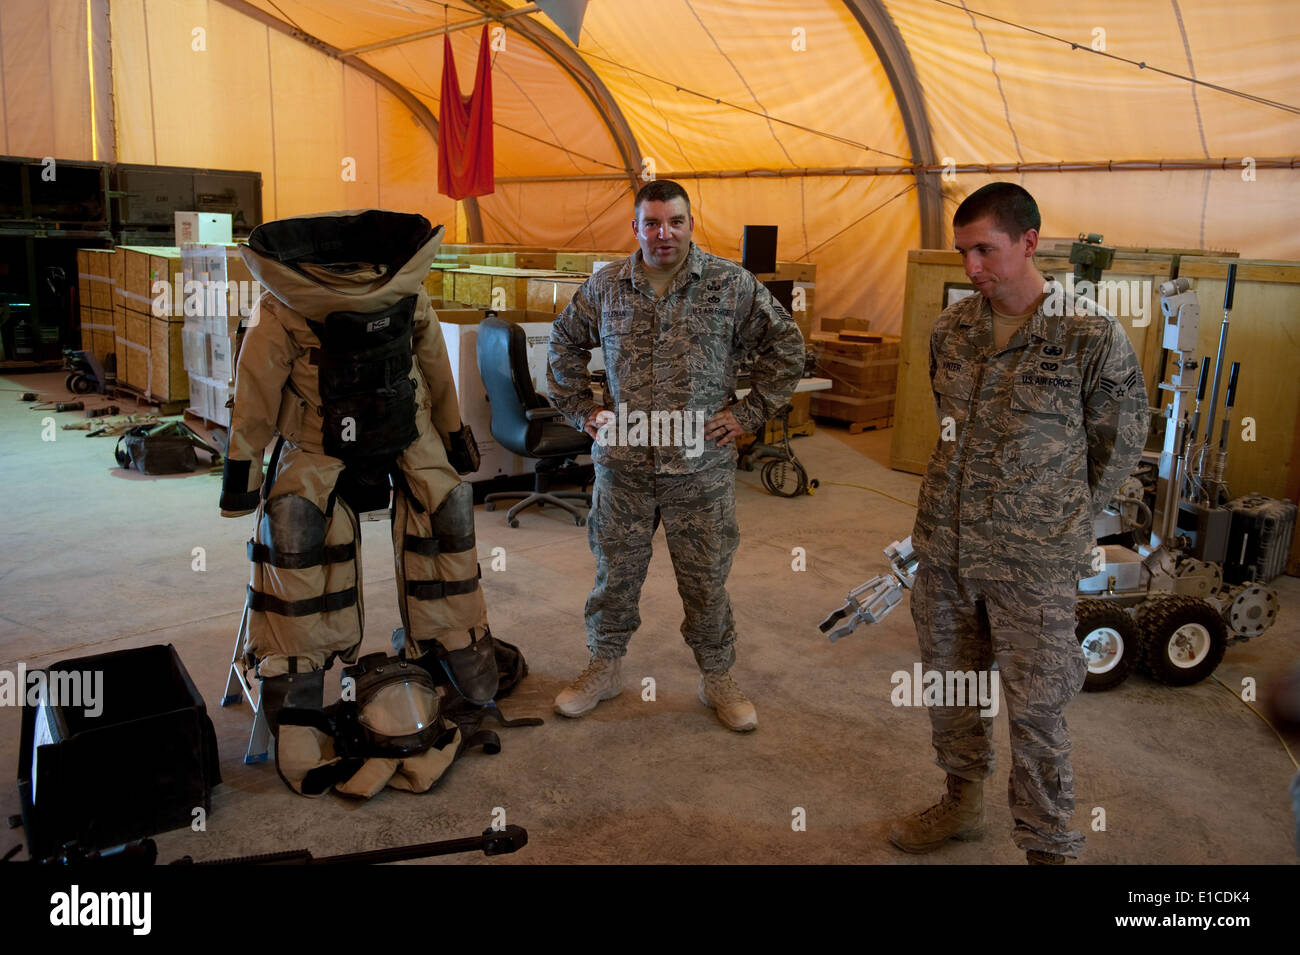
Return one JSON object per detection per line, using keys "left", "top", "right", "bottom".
{"left": 754, "top": 260, "right": 817, "bottom": 283}
{"left": 451, "top": 271, "right": 492, "bottom": 307}
{"left": 122, "top": 316, "right": 151, "bottom": 392}
{"left": 813, "top": 333, "right": 900, "bottom": 392}
{"left": 526, "top": 277, "right": 584, "bottom": 314}
{"left": 426, "top": 267, "right": 452, "bottom": 300}
{"left": 79, "top": 306, "right": 115, "bottom": 364}
{"left": 555, "top": 251, "right": 627, "bottom": 273}
{"left": 811, "top": 332, "right": 899, "bottom": 431}
{"left": 455, "top": 251, "right": 559, "bottom": 270}
{"left": 811, "top": 391, "right": 895, "bottom": 432}
{"left": 118, "top": 246, "right": 182, "bottom": 317}
{"left": 113, "top": 304, "right": 128, "bottom": 354}
{"left": 149, "top": 317, "right": 188, "bottom": 402}
{"left": 75, "top": 248, "right": 115, "bottom": 310}
{"left": 490, "top": 275, "right": 531, "bottom": 309}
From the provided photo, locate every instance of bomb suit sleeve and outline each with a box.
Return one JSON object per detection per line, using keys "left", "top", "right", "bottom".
{"left": 1082, "top": 315, "right": 1149, "bottom": 517}
{"left": 220, "top": 292, "right": 299, "bottom": 515}
{"left": 727, "top": 276, "right": 804, "bottom": 435}
{"left": 410, "top": 291, "right": 463, "bottom": 447}
{"left": 546, "top": 280, "right": 603, "bottom": 431}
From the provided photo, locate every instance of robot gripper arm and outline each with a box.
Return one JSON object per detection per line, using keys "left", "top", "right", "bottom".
{"left": 819, "top": 537, "right": 918, "bottom": 642}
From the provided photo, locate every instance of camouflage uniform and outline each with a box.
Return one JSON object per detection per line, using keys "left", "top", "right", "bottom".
{"left": 910, "top": 282, "right": 1148, "bottom": 855}
{"left": 547, "top": 244, "right": 804, "bottom": 670}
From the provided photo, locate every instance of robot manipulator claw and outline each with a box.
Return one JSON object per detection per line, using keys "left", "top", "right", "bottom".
{"left": 819, "top": 574, "right": 906, "bottom": 641}
{"left": 819, "top": 537, "right": 917, "bottom": 642}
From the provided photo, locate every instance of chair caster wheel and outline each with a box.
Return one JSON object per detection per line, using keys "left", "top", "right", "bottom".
{"left": 576, "top": 517, "right": 586, "bottom": 526}
{"left": 508, "top": 518, "right": 519, "bottom": 528}
{"left": 485, "top": 503, "right": 496, "bottom": 512}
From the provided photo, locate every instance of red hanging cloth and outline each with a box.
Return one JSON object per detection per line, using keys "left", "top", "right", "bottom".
{"left": 438, "top": 25, "right": 495, "bottom": 200}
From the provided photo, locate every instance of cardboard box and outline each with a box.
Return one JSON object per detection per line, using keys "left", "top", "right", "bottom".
{"left": 179, "top": 244, "right": 255, "bottom": 325}
{"left": 175, "top": 212, "right": 233, "bottom": 245}
{"left": 208, "top": 333, "right": 234, "bottom": 383}
{"left": 210, "top": 379, "right": 231, "bottom": 427}
{"left": 187, "top": 376, "right": 211, "bottom": 421}
{"left": 182, "top": 326, "right": 209, "bottom": 377}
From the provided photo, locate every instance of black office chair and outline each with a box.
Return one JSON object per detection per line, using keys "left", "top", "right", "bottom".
{"left": 476, "top": 314, "right": 593, "bottom": 527}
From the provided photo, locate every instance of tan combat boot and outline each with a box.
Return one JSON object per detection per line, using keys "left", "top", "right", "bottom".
{"left": 888, "top": 774, "right": 986, "bottom": 853}
{"left": 554, "top": 656, "right": 623, "bottom": 717}
{"left": 1027, "top": 850, "right": 1066, "bottom": 865}
{"left": 699, "top": 670, "right": 758, "bottom": 732}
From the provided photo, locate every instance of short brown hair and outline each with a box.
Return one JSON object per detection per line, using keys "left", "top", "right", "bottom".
{"left": 953, "top": 182, "right": 1040, "bottom": 240}
{"left": 634, "top": 179, "right": 691, "bottom": 215}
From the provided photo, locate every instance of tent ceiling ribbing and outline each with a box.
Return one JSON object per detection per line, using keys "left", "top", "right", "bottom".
{"left": 1, "top": 0, "right": 1295, "bottom": 334}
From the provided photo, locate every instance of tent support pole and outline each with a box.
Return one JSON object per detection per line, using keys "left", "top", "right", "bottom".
{"left": 841, "top": 0, "right": 944, "bottom": 248}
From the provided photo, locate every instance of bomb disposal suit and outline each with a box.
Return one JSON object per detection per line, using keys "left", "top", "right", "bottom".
{"left": 219, "top": 210, "right": 497, "bottom": 796}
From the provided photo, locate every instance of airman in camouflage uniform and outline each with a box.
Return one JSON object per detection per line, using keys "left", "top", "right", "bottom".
{"left": 892, "top": 183, "right": 1148, "bottom": 861}
{"left": 546, "top": 179, "right": 804, "bottom": 731}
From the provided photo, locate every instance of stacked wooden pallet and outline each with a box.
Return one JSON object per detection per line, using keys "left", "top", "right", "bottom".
{"left": 811, "top": 318, "right": 899, "bottom": 433}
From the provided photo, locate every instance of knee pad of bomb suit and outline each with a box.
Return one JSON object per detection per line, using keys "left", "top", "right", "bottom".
{"left": 261, "top": 493, "right": 327, "bottom": 555}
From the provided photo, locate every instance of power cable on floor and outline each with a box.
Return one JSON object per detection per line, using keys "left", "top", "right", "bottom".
{"left": 1209, "top": 673, "right": 1299, "bottom": 770}
{"left": 819, "top": 481, "right": 917, "bottom": 510}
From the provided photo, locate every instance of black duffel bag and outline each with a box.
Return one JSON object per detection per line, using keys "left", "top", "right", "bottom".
{"left": 115, "top": 421, "right": 221, "bottom": 474}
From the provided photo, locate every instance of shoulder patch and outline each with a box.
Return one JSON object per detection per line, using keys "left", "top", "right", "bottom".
{"left": 1098, "top": 369, "right": 1140, "bottom": 400}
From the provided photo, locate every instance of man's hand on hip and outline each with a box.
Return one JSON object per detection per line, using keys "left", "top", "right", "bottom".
{"left": 585, "top": 408, "right": 615, "bottom": 441}
{"left": 706, "top": 407, "right": 745, "bottom": 447}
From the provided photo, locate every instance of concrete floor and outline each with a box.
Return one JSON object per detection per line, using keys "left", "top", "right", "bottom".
{"left": 1, "top": 371, "right": 1296, "bottom": 865}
